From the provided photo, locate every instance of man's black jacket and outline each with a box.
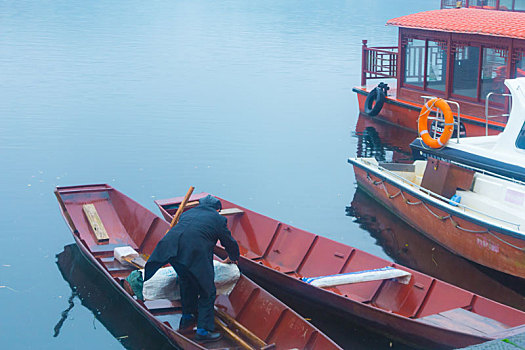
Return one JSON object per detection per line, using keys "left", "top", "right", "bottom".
{"left": 144, "top": 195, "right": 240, "bottom": 292}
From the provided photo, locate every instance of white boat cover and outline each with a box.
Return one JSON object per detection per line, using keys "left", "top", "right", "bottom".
{"left": 302, "top": 266, "right": 412, "bottom": 288}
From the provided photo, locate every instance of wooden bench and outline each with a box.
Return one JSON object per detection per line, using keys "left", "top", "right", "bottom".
{"left": 83, "top": 203, "right": 109, "bottom": 243}
{"left": 144, "top": 299, "right": 182, "bottom": 313}
{"left": 417, "top": 308, "right": 510, "bottom": 336}
{"left": 219, "top": 208, "right": 244, "bottom": 216}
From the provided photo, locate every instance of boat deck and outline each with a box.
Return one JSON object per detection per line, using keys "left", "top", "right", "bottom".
{"left": 463, "top": 330, "right": 525, "bottom": 349}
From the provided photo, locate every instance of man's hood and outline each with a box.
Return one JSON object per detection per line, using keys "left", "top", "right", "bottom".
{"left": 198, "top": 195, "right": 222, "bottom": 211}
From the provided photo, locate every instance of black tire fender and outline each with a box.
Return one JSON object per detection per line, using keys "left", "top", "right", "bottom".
{"left": 364, "top": 87, "right": 385, "bottom": 116}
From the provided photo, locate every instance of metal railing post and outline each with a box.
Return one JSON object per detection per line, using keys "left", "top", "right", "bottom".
{"left": 485, "top": 92, "right": 512, "bottom": 136}
{"left": 361, "top": 40, "right": 368, "bottom": 87}
{"left": 421, "top": 96, "right": 461, "bottom": 143}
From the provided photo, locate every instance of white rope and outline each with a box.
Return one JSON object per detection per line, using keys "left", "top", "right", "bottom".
{"left": 488, "top": 231, "right": 525, "bottom": 251}
{"left": 365, "top": 172, "right": 524, "bottom": 252}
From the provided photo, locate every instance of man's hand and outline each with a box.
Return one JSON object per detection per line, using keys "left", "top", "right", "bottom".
{"left": 223, "top": 257, "right": 238, "bottom": 265}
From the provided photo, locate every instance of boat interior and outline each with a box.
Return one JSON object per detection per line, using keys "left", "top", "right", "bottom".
{"left": 157, "top": 192, "right": 525, "bottom": 339}
{"left": 55, "top": 184, "right": 336, "bottom": 350}
{"left": 374, "top": 158, "right": 525, "bottom": 231}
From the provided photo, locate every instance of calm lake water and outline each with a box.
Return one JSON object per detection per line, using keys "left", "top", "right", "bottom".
{"left": 5, "top": 1, "right": 523, "bottom": 349}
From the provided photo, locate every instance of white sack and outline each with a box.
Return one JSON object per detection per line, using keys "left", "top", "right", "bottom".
{"left": 213, "top": 260, "right": 241, "bottom": 296}
{"left": 142, "top": 261, "right": 241, "bottom": 301}
{"left": 143, "top": 266, "right": 180, "bottom": 301}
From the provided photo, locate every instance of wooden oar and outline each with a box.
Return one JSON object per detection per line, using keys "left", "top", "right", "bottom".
{"left": 215, "top": 307, "right": 267, "bottom": 348}
{"left": 123, "top": 186, "right": 194, "bottom": 269}
{"left": 166, "top": 186, "right": 195, "bottom": 234}
{"left": 214, "top": 317, "right": 254, "bottom": 350}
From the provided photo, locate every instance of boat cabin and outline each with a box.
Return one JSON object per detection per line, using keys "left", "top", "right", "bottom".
{"left": 361, "top": 8, "right": 525, "bottom": 119}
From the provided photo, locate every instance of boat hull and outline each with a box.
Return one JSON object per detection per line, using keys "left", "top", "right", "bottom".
{"left": 354, "top": 87, "right": 505, "bottom": 137}
{"left": 351, "top": 163, "right": 525, "bottom": 279}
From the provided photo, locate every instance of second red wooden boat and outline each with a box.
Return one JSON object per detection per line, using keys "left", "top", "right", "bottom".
{"left": 157, "top": 192, "right": 525, "bottom": 349}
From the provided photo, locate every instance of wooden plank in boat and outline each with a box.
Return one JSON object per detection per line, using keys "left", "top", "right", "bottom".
{"left": 90, "top": 243, "right": 131, "bottom": 256}
{"left": 99, "top": 256, "right": 135, "bottom": 273}
{"left": 417, "top": 308, "right": 509, "bottom": 336}
{"left": 144, "top": 299, "right": 182, "bottom": 312}
{"left": 439, "top": 308, "right": 510, "bottom": 334}
{"left": 220, "top": 208, "right": 244, "bottom": 216}
{"left": 82, "top": 203, "right": 110, "bottom": 243}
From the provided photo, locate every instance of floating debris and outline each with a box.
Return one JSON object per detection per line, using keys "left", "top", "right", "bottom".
{"left": 0, "top": 285, "right": 18, "bottom": 292}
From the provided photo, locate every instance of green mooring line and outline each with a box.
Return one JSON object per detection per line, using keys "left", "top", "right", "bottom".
{"left": 502, "top": 338, "right": 525, "bottom": 350}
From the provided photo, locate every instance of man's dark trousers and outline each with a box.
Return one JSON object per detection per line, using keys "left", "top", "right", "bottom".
{"left": 170, "top": 259, "right": 216, "bottom": 331}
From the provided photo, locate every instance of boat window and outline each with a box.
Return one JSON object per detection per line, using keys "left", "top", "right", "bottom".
{"left": 470, "top": 0, "right": 498, "bottom": 8}
{"left": 404, "top": 39, "right": 425, "bottom": 88}
{"left": 427, "top": 41, "right": 447, "bottom": 91}
{"left": 515, "top": 52, "right": 525, "bottom": 78}
{"left": 515, "top": 0, "right": 525, "bottom": 10}
{"left": 499, "top": 0, "right": 514, "bottom": 10}
{"left": 452, "top": 45, "right": 480, "bottom": 98}
{"left": 516, "top": 122, "right": 525, "bottom": 149}
{"left": 480, "top": 48, "right": 508, "bottom": 101}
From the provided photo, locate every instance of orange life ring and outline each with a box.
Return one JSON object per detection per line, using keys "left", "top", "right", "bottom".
{"left": 418, "top": 98, "right": 454, "bottom": 148}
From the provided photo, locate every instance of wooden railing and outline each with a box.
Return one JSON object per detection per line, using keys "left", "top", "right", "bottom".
{"left": 361, "top": 40, "right": 398, "bottom": 86}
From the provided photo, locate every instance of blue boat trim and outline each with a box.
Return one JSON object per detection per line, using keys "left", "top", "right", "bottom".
{"left": 410, "top": 139, "right": 525, "bottom": 183}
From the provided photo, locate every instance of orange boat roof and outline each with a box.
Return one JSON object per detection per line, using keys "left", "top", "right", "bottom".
{"left": 387, "top": 8, "right": 525, "bottom": 40}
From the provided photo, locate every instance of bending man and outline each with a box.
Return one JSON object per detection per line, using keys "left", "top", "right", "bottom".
{"left": 144, "top": 195, "right": 240, "bottom": 342}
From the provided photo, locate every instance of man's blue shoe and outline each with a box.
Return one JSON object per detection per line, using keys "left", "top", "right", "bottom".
{"left": 195, "top": 330, "right": 223, "bottom": 343}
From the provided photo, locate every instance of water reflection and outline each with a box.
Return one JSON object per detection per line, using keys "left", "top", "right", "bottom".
{"left": 347, "top": 187, "right": 525, "bottom": 311}
{"left": 55, "top": 244, "right": 174, "bottom": 350}
{"left": 353, "top": 112, "right": 417, "bottom": 163}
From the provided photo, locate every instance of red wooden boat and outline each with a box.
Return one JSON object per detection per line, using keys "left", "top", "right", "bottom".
{"left": 355, "top": 5, "right": 525, "bottom": 137}
{"left": 54, "top": 184, "right": 341, "bottom": 350}
{"left": 157, "top": 192, "right": 525, "bottom": 349}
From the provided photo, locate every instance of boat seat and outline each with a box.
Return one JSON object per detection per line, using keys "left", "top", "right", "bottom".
{"left": 457, "top": 190, "right": 524, "bottom": 227}
{"left": 90, "top": 243, "right": 139, "bottom": 258}
{"left": 219, "top": 208, "right": 244, "bottom": 216}
{"left": 417, "top": 308, "right": 510, "bottom": 336}
{"left": 379, "top": 162, "right": 415, "bottom": 172}
{"left": 144, "top": 299, "right": 182, "bottom": 313}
